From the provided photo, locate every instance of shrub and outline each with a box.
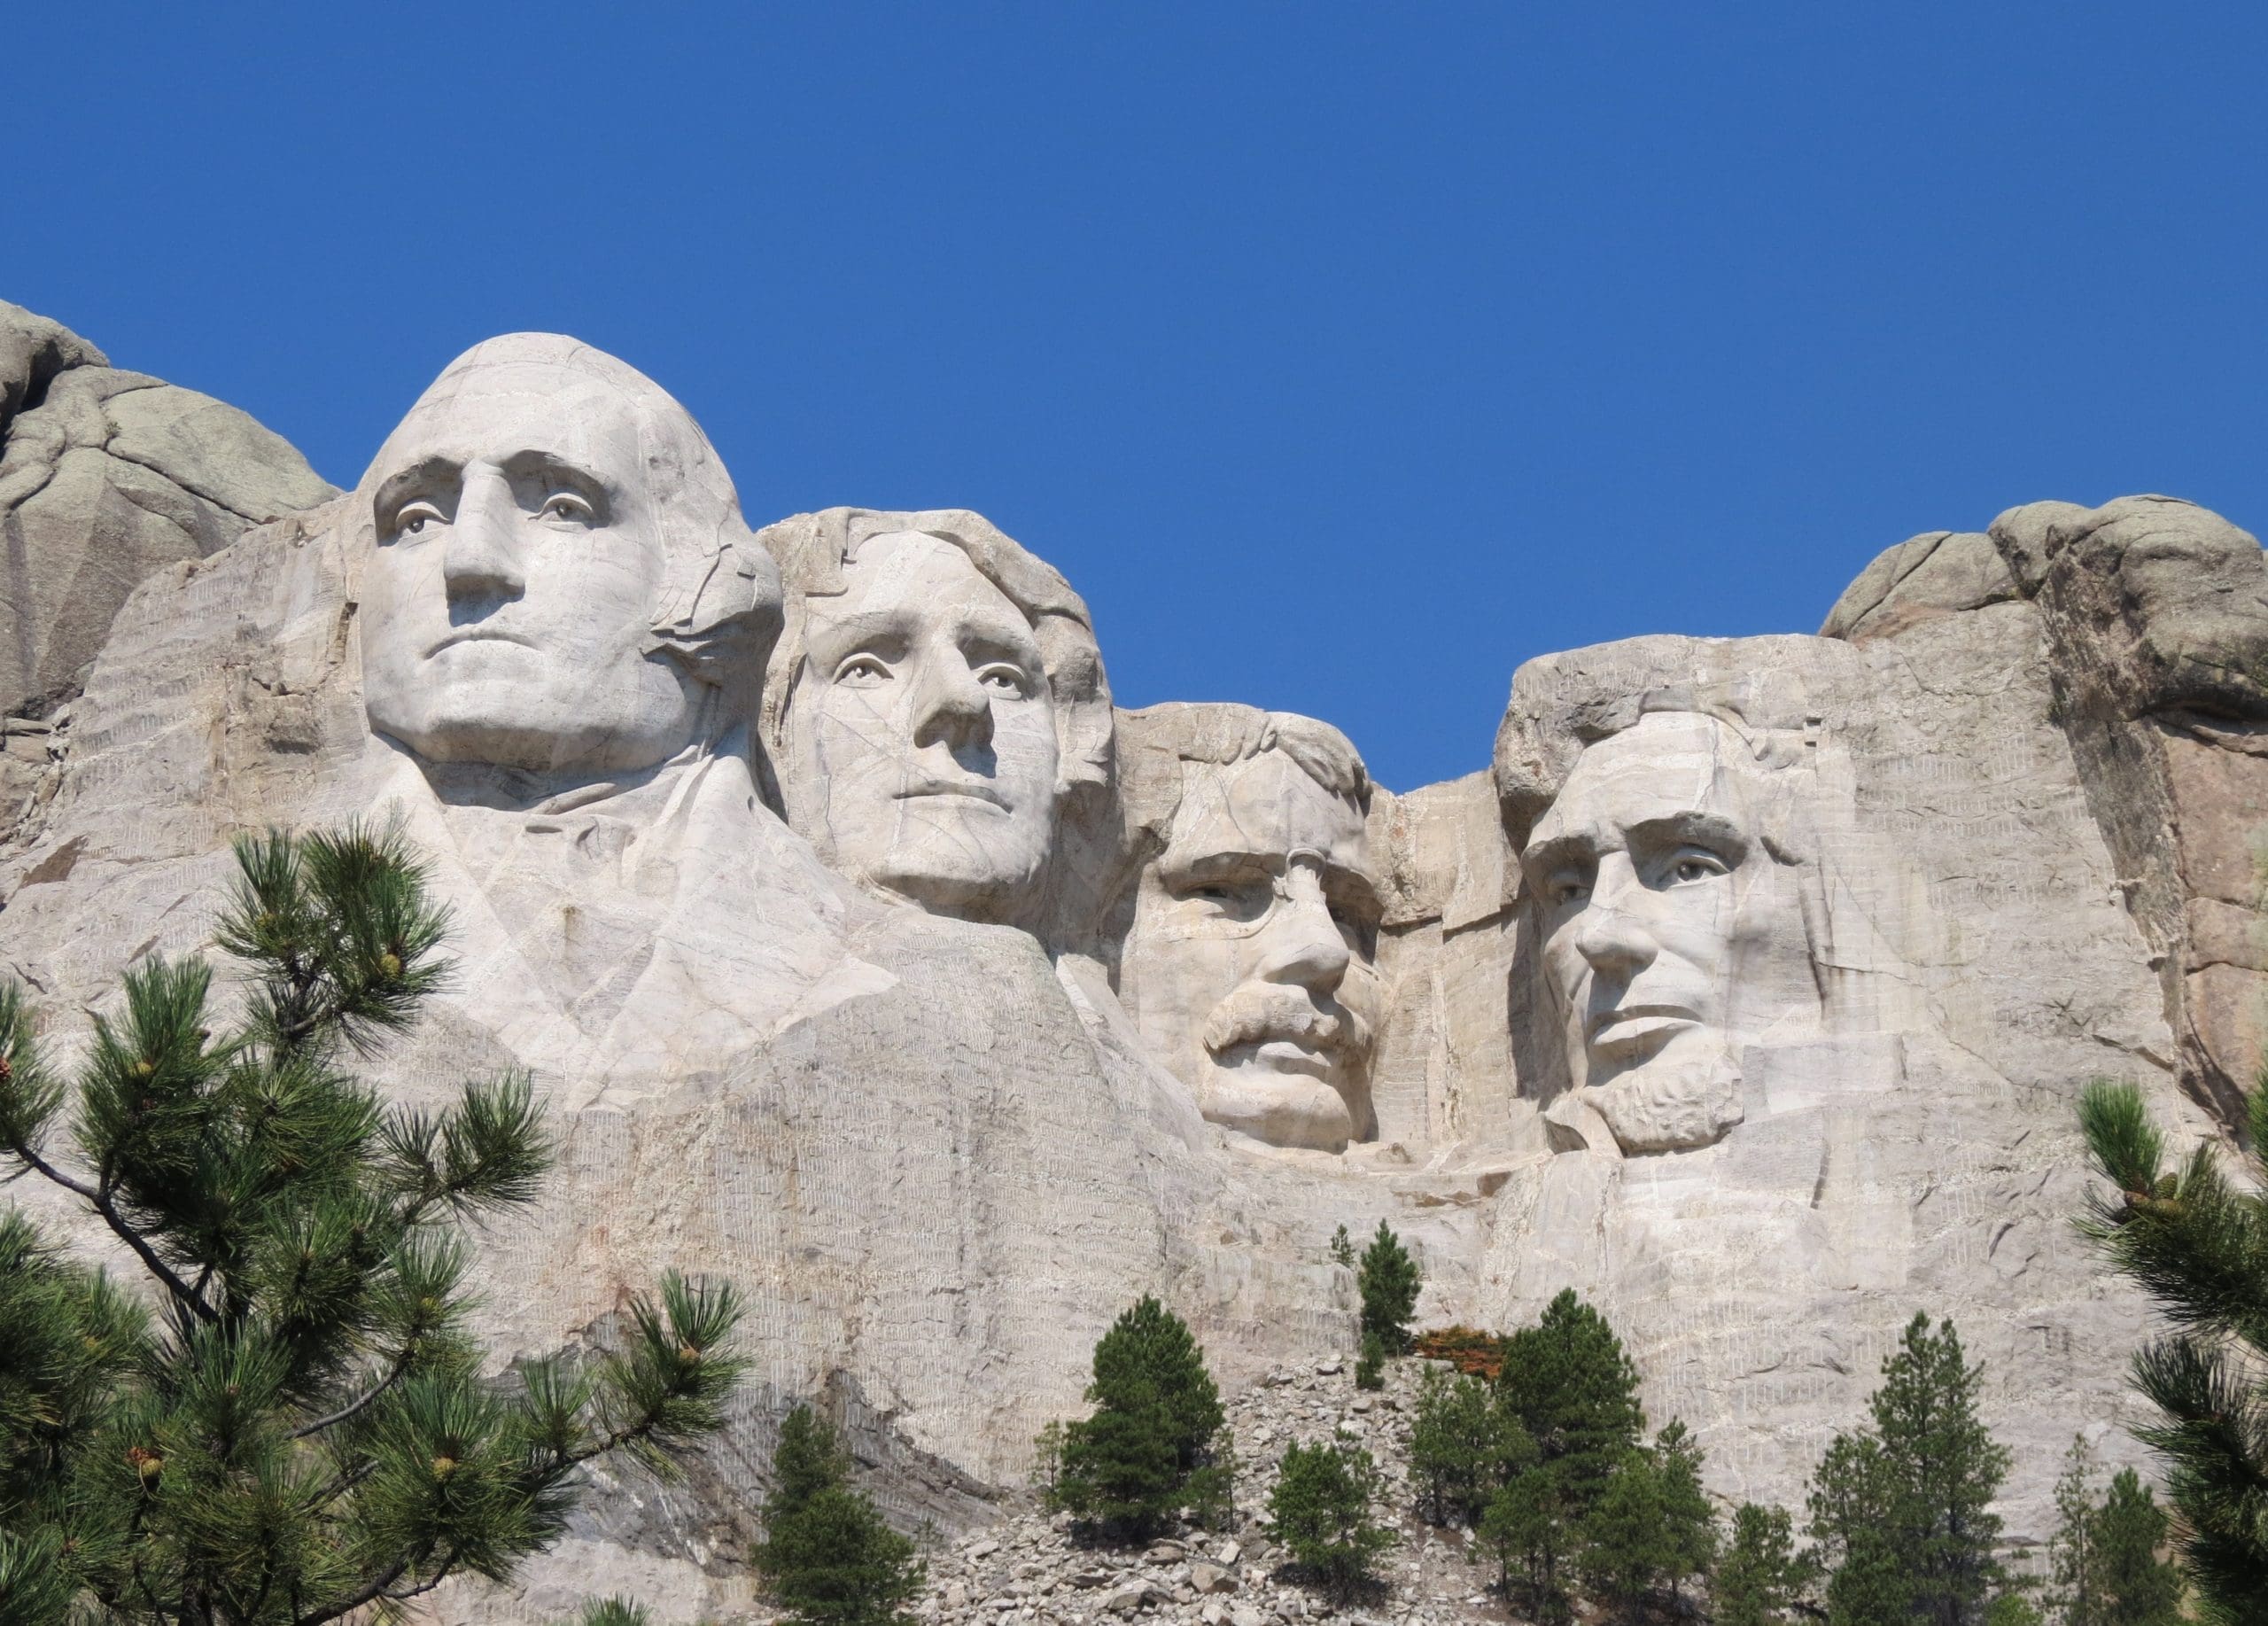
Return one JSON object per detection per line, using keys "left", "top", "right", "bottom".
{"left": 1356, "top": 1222, "right": 1422, "bottom": 1354}
{"left": 1266, "top": 1435, "right": 1396, "bottom": 1603}
{"left": 752, "top": 1405, "right": 926, "bottom": 1626}
{"left": 1052, "top": 1296, "right": 1226, "bottom": 1540}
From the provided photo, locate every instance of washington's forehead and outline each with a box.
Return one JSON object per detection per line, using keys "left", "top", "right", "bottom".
{"left": 372, "top": 373, "right": 642, "bottom": 475}
{"left": 1168, "top": 751, "right": 1368, "bottom": 866}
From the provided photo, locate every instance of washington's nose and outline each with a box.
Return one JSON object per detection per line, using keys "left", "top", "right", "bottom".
{"left": 1573, "top": 853, "right": 1658, "bottom": 978}
{"left": 1256, "top": 870, "right": 1351, "bottom": 995}
{"left": 442, "top": 466, "right": 526, "bottom": 603}
{"left": 909, "top": 656, "right": 994, "bottom": 753}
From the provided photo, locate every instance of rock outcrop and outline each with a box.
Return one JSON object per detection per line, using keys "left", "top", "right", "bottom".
{"left": 0, "top": 299, "right": 335, "bottom": 735}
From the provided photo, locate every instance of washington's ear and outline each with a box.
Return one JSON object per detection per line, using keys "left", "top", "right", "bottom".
{"left": 646, "top": 525, "right": 786, "bottom": 702}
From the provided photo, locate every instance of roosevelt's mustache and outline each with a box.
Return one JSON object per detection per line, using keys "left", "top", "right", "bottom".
{"left": 1202, "top": 986, "right": 1373, "bottom": 1062}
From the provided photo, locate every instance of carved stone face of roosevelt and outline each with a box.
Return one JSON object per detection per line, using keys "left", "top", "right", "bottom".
{"left": 1122, "top": 749, "right": 1382, "bottom": 1154}
{"left": 1520, "top": 710, "right": 1811, "bottom": 1153}
{"left": 360, "top": 368, "right": 696, "bottom": 774}
{"left": 781, "top": 530, "right": 1061, "bottom": 916}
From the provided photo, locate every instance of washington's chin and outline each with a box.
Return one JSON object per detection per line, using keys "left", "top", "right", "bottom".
{"left": 1196, "top": 1062, "right": 1355, "bottom": 1154}
{"left": 367, "top": 700, "right": 692, "bottom": 775}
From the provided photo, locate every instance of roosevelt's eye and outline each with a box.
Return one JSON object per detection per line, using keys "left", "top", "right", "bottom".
{"left": 835, "top": 654, "right": 892, "bottom": 688}
{"left": 393, "top": 501, "right": 445, "bottom": 539}
{"left": 1667, "top": 851, "right": 1730, "bottom": 886}
{"left": 540, "top": 493, "right": 596, "bottom": 525}
{"left": 975, "top": 663, "right": 1030, "bottom": 696}
{"left": 1182, "top": 877, "right": 1271, "bottom": 923}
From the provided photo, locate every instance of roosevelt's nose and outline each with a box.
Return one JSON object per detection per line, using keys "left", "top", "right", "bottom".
{"left": 1255, "top": 867, "right": 1351, "bottom": 996}
{"left": 1573, "top": 852, "right": 1659, "bottom": 979}
{"left": 908, "top": 653, "right": 994, "bottom": 754}
{"left": 442, "top": 464, "right": 525, "bottom": 603}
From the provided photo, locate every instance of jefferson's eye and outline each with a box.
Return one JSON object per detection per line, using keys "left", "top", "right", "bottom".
{"left": 540, "top": 493, "right": 595, "bottom": 525}
{"left": 392, "top": 501, "right": 445, "bottom": 539}
{"left": 1668, "top": 852, "right": 1729, "bottom": 885}
{"left": 835, "top": 655, "right": 891, "bottom": 688}
{"left": 976, "top": 664, "right": 1029, "bottom": 696}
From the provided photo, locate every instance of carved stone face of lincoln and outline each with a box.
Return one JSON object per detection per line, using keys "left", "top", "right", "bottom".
{"left": 781, "top": 530, "right": 1061, "bottom": 917}
{"left": 1121, "top": 724, "right": 1383, "bottom": 1154}
{"left": 358, "top": 338, "right": 774, "bottom": 781}
{"left": 1520, "top": 710, "right": 1812, "bottom": 1154}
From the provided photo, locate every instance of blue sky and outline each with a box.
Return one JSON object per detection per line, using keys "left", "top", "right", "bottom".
{"left": 12, "top": 4, "right": 2266, "bottom": 790}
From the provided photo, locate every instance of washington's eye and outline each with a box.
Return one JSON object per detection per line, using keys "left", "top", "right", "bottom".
{"left": 835, "top": 654, "right": 892, "bottom": 688}
{"left": 976, "top": 664, "right": 1029, "bottom": 696}
{"left": 1668, "top": 851, "right": 1729, "bottom": 885}
{"left": 540, "top": 493, "right": 595, "bottom": 525}
{"left": 392, "top": 501, "right": 445, "bottom": 539}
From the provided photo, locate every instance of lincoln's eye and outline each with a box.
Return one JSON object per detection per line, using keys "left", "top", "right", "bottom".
{"left": 976, "top": 664, "right": 1029, "bottom": 696}
{"left": 1552, "top": 876, "right": 1589, "bottom": 908}
{"left": 1668, "top": 851, "right": 1730, "bottom": 885}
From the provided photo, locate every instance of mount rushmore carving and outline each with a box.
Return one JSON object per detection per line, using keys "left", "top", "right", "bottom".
{"left": 4, "top": 301, "right": 2260, "bottom": 1616}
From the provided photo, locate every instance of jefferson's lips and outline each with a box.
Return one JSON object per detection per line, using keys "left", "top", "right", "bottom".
{"left": 1587, "top": 1003, "right": 1699, "bottom": 1041}
{"left": 896, "top": 780, "right": 1007, "bottom": 810}
{"left": 427, "top": 626, "right": 536, "bottom": 657}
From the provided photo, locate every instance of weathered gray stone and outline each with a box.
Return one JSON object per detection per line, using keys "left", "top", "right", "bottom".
{"left": 0, "top": 300, "right": 334, "bottom": 721}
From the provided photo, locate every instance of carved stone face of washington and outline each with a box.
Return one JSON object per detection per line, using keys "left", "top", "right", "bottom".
{"left": 357, "top": 335, "right": 776, "bottom": 780}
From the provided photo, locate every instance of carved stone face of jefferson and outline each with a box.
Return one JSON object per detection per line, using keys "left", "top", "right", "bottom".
{"left": 359, "top": 338, "right": 773, "bottom": 780}
{"left": 1520, "top": 710, "right": 1811, "bottom": 1153}
{"left": 782, "top": 531, "right": 1061, "bottom": 916}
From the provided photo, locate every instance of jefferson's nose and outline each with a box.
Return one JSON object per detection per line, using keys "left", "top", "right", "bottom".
{"left": 908, "top": 654, "right": 993, "bottom": 753}
{"left": 1255, "top": 867, "right": 1351, "bottom": 996}
{"left": 442, "top": 465, "right": 525, "bottom": 603}
{"left": 1573, "top": 852, "right": 1658, "bottom": 978}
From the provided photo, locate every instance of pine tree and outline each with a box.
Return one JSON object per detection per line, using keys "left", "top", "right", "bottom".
{"left": 2078, "top": 1074, "right": 2268, "bottom": 1621}
{"left": 1266, "top": 1435, "right": 1396, "bottom": 1604}
{"left": 1579, "top": 1448, "right": 1667, "bottom": 1619}
{"left": 1329, "top": 1223, "right": 1356, "bottom": 1269}
{"left": 1713, "top": 1502, "right": 1806, "bottom": 1626}
{"left": 751, "top": 1405, "right": 926, "bottom": 1626}
{"left": 1496, "top": 1288, "right": 1645, "bottom": 1518}
{"left": 1652, "top": 1419, "right": 1718, "bottom": 1604}
{"left": 1806, "top": 1312, "right": 2014, "bottom": 1626}
{"left": 1355, "top": 1330, "right": 1386, "bottom": 1391}
{"left": 1479, "top": 1458, "right": 1579, "bottom": 1622}
{"left": 1408, "top": 1365, "right": 1517, "bottom": 1527}
{"left": 0, "top": 823, "right": 746, "bottom": 1626}
{"left": 2048, "top": 1435, "right": 2183, "bottom": 1626}
{"left": 1357, "top": 1221, "right": 1422, "bottom": 1354}
{"left": 1052, "top": 1295, "right": 1226, "bottom": 1540}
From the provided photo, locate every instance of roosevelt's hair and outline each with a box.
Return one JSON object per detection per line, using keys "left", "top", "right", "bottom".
{"left": 755, "top": 507, "right": 1115, "bottom": 801}
{"left": 1115, "top": 701, "right": 1371, "bottom": 847}
{"left": 352, "top": 333, "right": 783, "bottom": 703}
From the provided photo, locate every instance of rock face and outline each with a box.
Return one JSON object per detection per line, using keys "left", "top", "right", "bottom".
{"left": 0, "top": 308, "right": 2253, "bottom": 1619}
{"left": 0, "top": 300, "right": 335, "bottom": 803}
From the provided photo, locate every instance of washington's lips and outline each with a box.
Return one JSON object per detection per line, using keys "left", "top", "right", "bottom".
{"left": 426, "top": 626, "right": 536, "bottom": 657}
{"left": 896, "top": 779, "right": 1007, "bottom": 809}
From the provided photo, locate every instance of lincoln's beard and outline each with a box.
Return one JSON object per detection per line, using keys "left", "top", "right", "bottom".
{"left": 1584, "top": 1037, "right": 1744, "bottom": 1155}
